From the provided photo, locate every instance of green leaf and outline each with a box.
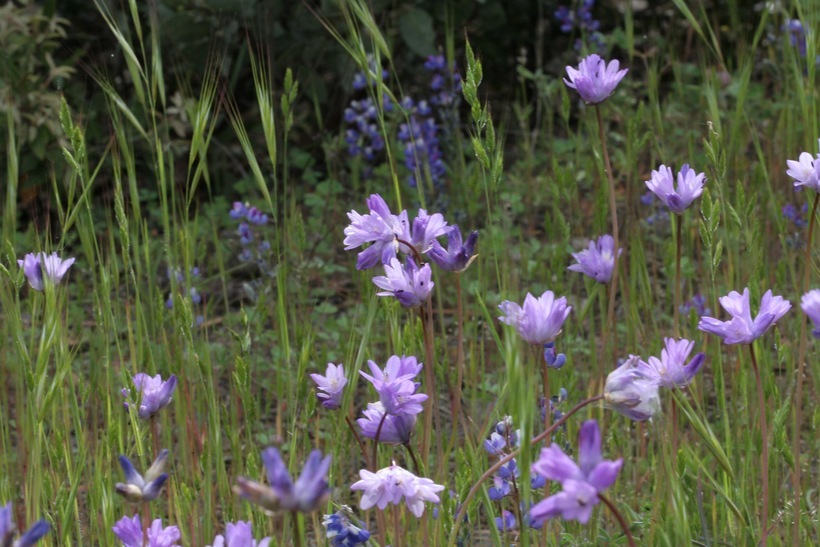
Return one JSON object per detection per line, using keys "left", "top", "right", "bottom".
{"left": 399, "top": 8, "right": 435, "bottom": 57}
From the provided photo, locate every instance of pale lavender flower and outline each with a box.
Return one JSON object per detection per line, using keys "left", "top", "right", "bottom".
{"left": 115, "top": 450, "right": 169, "bottom": 503}
{"left": 645, "top": 164, "right": 707, "bottom": 214}
{"left": 786, "top": 149, "right": 820, "bottom": 192}
{"left": 372, "top": 257, "right": 434, "bottom": 307}
{"left": 122, "top": 373, "right": 178, "bottom": 419}
{"left": 603, "top": 356, "right": 661, "bottom": 421}
{"left": 698, "top": 288, "right": 791, "bottom": 345}
{"left": 17, "top": 252, "right": 75, "bottom": 291}
{"left": 233, "top": 448, "right": 331, "bottom": 514}
{"left": 498, "top": 291, "right": 572, "bottom": 345}
{"left": 428, "top": 226, "right": 478, "bottom": 272}
{"left": 351, "top": 464, "right": 444, "bottom": 517}
{"left": 344, "top": 194, "right": 407, "bottom": 269}
{"left": 801, "top": 289, "right": 820, "bottom": 338}
{"left": 638, "top": 338, "right": 705, "bottom": 389}
{"left": 531, "top": 420, "right": 622, "bottom": 524}
{"left": 322, "top": 506, "right": 371, "bottom": 546}
{"left": 0, "top": 502, "right": 49, "bottom": 546}
{"left": 359, "top": 355, "right": 422, "bottom": 389}
{"left": 377, "top": 379, "right": 428, "bottom": 416}
{"left": 563, "top": 54, "right": 628, "bottom": 104}
{"left": 207, "top": 521, "right": 271, "bottom": 547}
{"left": 357, "top": 402, "right": 417, "bottom": 444}
{"left": 567, "top": 235, "right": 621, "bottom": 283}
{"left": 310, "top": 363, "right": 347, "bottom": 410}
{"left": 112, "top": 515, "right": 181, "bottom": 547}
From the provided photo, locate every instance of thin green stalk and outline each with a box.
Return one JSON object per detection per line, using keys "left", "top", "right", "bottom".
{"left": 748, "top": 344, "right": 769, "bottom": 544}
{"left": 792, "top": 191, "right": 819, "bottom": 544}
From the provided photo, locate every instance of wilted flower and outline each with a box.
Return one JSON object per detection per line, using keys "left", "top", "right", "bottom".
{"left": 0, "top": 502, "right": 49, "bottom": 546}
{"left": 786, "top": 149, "right": 820, "bottom": 192}
{"left": 17, "top": 252, "right": 76, "bottom": 291}
{"left": 530, "top": 420, "right": 623, "bottom": 523}
{"left": 322, "top": 506, "right": 371, "bottom": 546}
{"left": 428, "top": 226, "right": 478, "bottom": 272}
{"left": 801, "top": 289, "right": 820, "bottom": 338}
{"left": 498, "top": 291, "right": 572, "bottom": 345}
{"left": 112, "top": 515, "right": 181, "bottom": 547}
{"left": 563, "top": 54, "right": 628, "bottom": 105}
{"left": 233, "top": 448, "right": 331, "bottom": 514}
{"left": 310, "top": 363, "right": 347, "bottom": 410}
{"left": 357, "top": 402, "right": 417, "bottom": 444}
{"left": 207, "top": 521, "right": 271, "bottom": 547}
{"left": 115, "top": 450, "right": 169, "bottom": 503}
{"left": 638, "top": 338, "right": 706, "bottom": 389}
{"left": 604, "top": 356, "right": 661, "bottom": 421}
{"left": 372, "top": 257, "right": 434, "bottom": 308}
{"left": 698, "top": 288, "right": 791, "bottom": 345}
{"left": 351, "top": 464, "right": 444, "bottom": 518}
{"left": 645, "top": 164, "right": 707, "bottom": 214}
{"left": 568, "top": 235, "right": 621, "bottom": 283}
{"left": 122, "top": 373, "right": 178, "bottom": 420}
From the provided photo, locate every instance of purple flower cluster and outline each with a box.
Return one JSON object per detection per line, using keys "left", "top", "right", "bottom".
{"left": 122, "top": 373, "right": 178, "bottom": 420}
{"left": 555, "top": 0, "right": 605, "bottom": 51}
{"left": 310, "top": 363, "right": 347, "bottom": 410}
{"left": 352, "top": 55, "right": 389, "bottom": 90}
{"left": 350, "top": 464, "right": 444, "bottom": 518}
{"left": 373, "top": 257, "right": 434, "bottom": 308}
{"left": 564, "top": 54, "right": 628, "bottom": 105}
{"left": 17, "top": 252, "right": 75, "bottom": 291}
{"left": 782, "top": 202, "right": 808, "bottom": 229}
{"left": 603, "top": 356, "right": 661, "bottom": 421}
{"left": 357, "top": 356, "right": 426, "bottom": 444}
{"left": 698, "top": 288, "right": 791, "bottom": 345}
{"left": 638, "top": 338, "right": 706, "bottom": 389}
{"left": 568, "top": 234, "right": 621, "bottom": 283}
{"left": 344, "top": 98, "right": 388, "bottom": 180}
{"left": 0, "top": 502, "right": 49, "bottom": 546}
{"left": 112, "top": 515, "right": 180, "bottom": 547}
{"left": 398, "top": 97, "right": 446, "bottom": 189}
{"left": 424, "top": 54, "right": 462, "bottom": 108}
{"left": 206, "top": 521, "right": 271, "bottom": 547}
{"left": 483, "top": 418, "right": 546, "bottom": 503}
{"left": 322, "top": 506, "right": 371, "bottom": 546}
{"left": 645, "top": 164, "right": 707, "bottom": 214}
{"left": 680, "top": 294, "right": 710, "bottom": 317}
{"left": 230, "top": 202, "right": 271, "bottom": 263}
{"left": 498, "top": 290, "right": 572, "bottom": 346}
{"left": 787, "top": 145, "right": 820, "bottom": 193}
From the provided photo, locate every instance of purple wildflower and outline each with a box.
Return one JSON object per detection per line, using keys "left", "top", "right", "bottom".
{"left": 563, "top": 54, "right": 628, "bottom": 105}
{"left": 322, "top": 506, "right": 371, "bottom": 546}
{"left": 377, "top": 379, "right": 428, "bottom": 416}
{"left": 543, "top": 341, "right": 567, "bottom": 369}
{"left": 530, "top": 420, "right": 623, "bottom": 523}
{"left": 233, "top": 448, "right": 331, "bottom": 514}
{"left": 498, "top": 291, "right": 572, "bottom": 345}
{"left": 343, "top": 194, "right": 407, "bottom": 270}
{"left": 638, "top": 338, "right": 706, "bottom": 389}
{"left": 645, "top": 164, "right": 707, "bottom": 214}
{"left": 428, "top": 226, "right": 478, "bottom": 272}
{"left": 122, "top": 373, "right": 177, "bottom": 419}
{"left": 372, "top": 257, "right": 434, "bottom": 308}
{"left": 603, "top": 356, "right": 661, "bottom": 421}
{"left": 17, "top": 252, "right": 75, "bottom": 291}
{"left": 112, "top": 515, "right": 181, "bottom": 547}
{"left": 698, "top": 288, "right": 791, "bottom": 345}
{"left": 357, "top": 402, "right": 417, "bottom": 444}
{"left": 801, "top": 289, "right": 820, "bottom": 338}
{"left": 680, "top": 294, "right": 710, "bottom": 317}
{"left": 350, "top": 464, "right": 444, "bottom": 518}
{"left": 310, "top": 363, "right": 347, "bottom": 410}
{"left": 207, "top": 521, "right": 271, "bottom": 547}
{"left": 0, "top": 502, "right": 49, "bottom": 546}
{"left": 115, "top": 450, "right": 169, "bottom": 503}
{"left": 359, "top": 355, "right": 422, "bottom": 389}
{"left": 568, "top": 234, "right": 621, "bottom": 283}
{"left": 786, "top": 149, "right": 820, "bottom": 192}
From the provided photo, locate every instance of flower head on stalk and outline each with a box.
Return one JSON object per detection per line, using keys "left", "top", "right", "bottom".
{"left": 645, "top": 164, "right": 707, "bottom": 214}
{"left": 568, "top": 235, "right": 621, "bottom": 283}
{"left": 801, "top": 289, "right": 820, "bottom": 338}
{"left": 344, "top": 194, "right": 407, "bottom": 269}
{"left": 372, "top": 257, "right": 434, "bottom": 308}
{"left": 206, "top": 521, "right": 271, "bottom": 547}
{"left": 428, "top": 226, "right": 478, "bottom": 273}
{"left": 604, "top": 356, "right": 661, "bottom": 421}
{"left": 638, "top": 338, "right": 706, "bottom": 389}
{"left": 322, "top": 506, "right": 371, "bottom": 546}
{"left": 351, "top": 464, "right": 444, "bottom": 518}
{"left": 0, "top": 502, "right": 49, "bottom": 546}
{"left": 786, "top": 146, "right": 820, "bottom": 192}
{"left": 115, "top": 450, "right": 169, "bottom": 503}
{"left": 563, "top": 54, "right": 628, "bottom": 105}
{"left": 112, "top": 515, "right": 181, "bottom": 547}
{"left": 698, "top": 288, "right": 791, "bottom": 345}
{"left": 310, "top": 363, "right": 347, "bottom": 410}
{"left": 530, "top": 420, "right": 622, "bottom": 524}
{"left": 122, "top": 373, "right": 177, "bottom": 420}
{"left": 17, "top": 252, "right": 75, "bottom": 291}
{"left": 233, "top": 448, "right": 331, "bottom": 514}
{"left": 357, "top": 402, "right": 417, "bottom": 444}
{"left": 498, "top": 291, "right": 572, "bottom": 345}
{"left": 359, "top": 355, "right": 422, "bottom": 389}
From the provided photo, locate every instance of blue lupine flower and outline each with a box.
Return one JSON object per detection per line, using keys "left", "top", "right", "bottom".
{"left": 322, "top": 506, "right": 371, "bottom": 546}
{"left": 115, "top": 450, "right": 169, "bottom": 503}
{"left": 0, "top": 502, "right": 49, "bottom": 546}
{"left": 543, "top": 341, "right": 567, "bottom": 369}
